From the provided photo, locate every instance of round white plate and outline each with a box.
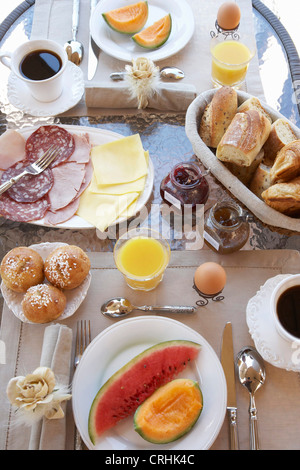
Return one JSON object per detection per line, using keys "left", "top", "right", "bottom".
{"left": 7, "top": 62, "right": 84, "bottom": 117}
{"left": 0, "top": 242, "right": 91, "bottom": 324}
{"left": 72, "top": 316, "right": 226, "bottom": 450}
{"left": 90, "top": 0, "right": 195, "bottom": 62}
{"left": 246, "top": 274, "right": 300, "bottom": 372}
{"left": 17, "top": 125, "right": 154, "bottom": 230}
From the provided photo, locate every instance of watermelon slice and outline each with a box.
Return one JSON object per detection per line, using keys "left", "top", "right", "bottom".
{"left": 88, "top": 340, "right": 201, "bottom": 444}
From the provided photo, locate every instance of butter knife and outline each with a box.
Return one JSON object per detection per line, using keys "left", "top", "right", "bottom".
{"left": 221, "top": 322, "right": 239, "bottom": 450}
{"left": 87, "top": 0, "right": 98, "bottom": 80}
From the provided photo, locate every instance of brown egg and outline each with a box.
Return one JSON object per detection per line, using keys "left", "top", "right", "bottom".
{"left": 194, "top": 262, "right": 226, "bottom": 295}
{"left": 217, "top": 2, "right": 241, "bottom": 30}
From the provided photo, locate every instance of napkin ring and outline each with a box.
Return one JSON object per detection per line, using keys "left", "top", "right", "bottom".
{"left": 193, "top": 282, "right": 224, "bottom": 307}
{"left": 124, "top": 57, "right": 160, "bottom": 109}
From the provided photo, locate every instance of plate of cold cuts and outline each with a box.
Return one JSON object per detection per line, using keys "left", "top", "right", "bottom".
{"left": 0, "top": 125, "right": 154, "bottom": 230}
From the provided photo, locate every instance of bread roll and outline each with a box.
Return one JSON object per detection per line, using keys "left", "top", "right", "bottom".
{"left": 249, "top": 163, "right": 272, "bottom": 199}
{"left": 216, "top": 110, "right": 271, "bottom": 166}
{"left": 21, "top": 284, "right": 66, "bottom": 323}
{"left": 0, "top": 247, "right": 44, "bottom": 293}
{"left": 263, "top": 118, "right": 297, "bottom": 165}
{"left": 237, "top": 97, "right": 272, "bottom": 123}
{"left": 224, "top": 149, "right": 264, "bottom": 186}
{"left": 44, "top": 245, "right": 90, "bottom": 290}
{"left": 199, "top": 86, "right": 238, "bottom": 148}
{"left": 270, "top": 140, "right": 300, "bottom": 183}
{"left": 261, "top": 176, "right": 300, "bottom": 216}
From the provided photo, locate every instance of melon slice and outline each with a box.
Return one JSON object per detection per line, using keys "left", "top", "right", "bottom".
{"left": 102, "top": 1, "right": 148, "bottom": 35}
{"left": 134, "top": 378, "right": 203, "bottom": 443}
{"left": 132, "top": 14, "right": 172, "bottom": 49}
{"left": 88, "top": 340, "right": 201, "bottom": 444}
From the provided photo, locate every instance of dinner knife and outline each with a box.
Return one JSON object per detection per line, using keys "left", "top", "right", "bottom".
{"left": 87, "top": 0, "right": 98, "bottom": 80}
{"left": 221, "top": 322, "right": 239, "bottom": 450}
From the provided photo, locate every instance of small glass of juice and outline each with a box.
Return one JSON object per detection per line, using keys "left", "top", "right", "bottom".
{"left": 210, "top": 35, "right": 256, "bottom": 88}
{"left": 114, "top": 228, "right": 171, "bottom": 291}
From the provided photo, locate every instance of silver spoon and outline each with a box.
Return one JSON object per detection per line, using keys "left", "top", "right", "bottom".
{"left": 64, "top": 0, "right": 83, "bottom": 66}
{"left": 101, "top": 297, "right": 196, "bottom": 318}
{"left": 110, "top": 66, "right": 185, "bottom": 81}
{"left": 236, "top": 346, "right": 266, "bottom": 450}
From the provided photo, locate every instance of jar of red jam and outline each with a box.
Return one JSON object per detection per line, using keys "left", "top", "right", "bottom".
{"left": 204, "top": 201, "right": 250, "bottom": 254}
{"left": 160, "top": 162, "right": 209, "bottom": 211}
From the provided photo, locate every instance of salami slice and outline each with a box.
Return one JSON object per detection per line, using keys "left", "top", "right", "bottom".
{"left": 0, "top": 193, "right": 50, "bottom": 222}
{"left": 25, "top": 125, "right": 75, "bottom": 167}
{"left": 0, "top": 161, "right": 53, "bottom": 203}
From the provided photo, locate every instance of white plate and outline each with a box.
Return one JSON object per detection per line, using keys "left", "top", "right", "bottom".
{"left": 0, "top": 242, "right": 91, "bottom": 324}
{"left": 7, "top": 62, "right": 84, "bottom": 117}
{"left": 16, "top": 125, "right": 154, "bottom": 230}
{"left": 90, "top": 0, "right": 194, "bottom": 62}
{"left": 246, "top": 274, "right": 300, "bottom": 372}
{"left": 72, "top": 316, "right": 226, "bottom": 450}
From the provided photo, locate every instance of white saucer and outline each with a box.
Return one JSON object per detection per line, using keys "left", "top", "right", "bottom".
{"left": 246, "top": 274, "right": 300, "bottom": 372}
{"left": 7, "top": 61, "right": 84, "bottom": 116}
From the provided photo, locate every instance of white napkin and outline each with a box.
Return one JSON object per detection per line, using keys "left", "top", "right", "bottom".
{"left": 28, "top": 324, "right": 73, "bottom": 450}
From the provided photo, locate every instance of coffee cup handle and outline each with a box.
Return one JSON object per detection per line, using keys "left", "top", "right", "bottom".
{"left": 0, "top": 52, "right": 12, "bottom": 70}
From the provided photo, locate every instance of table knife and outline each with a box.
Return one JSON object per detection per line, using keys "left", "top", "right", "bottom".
{"left": 221, "top": 322, "right": 239, "bottom": 450}
{"left": 87, "top": 0, "right": 98, "bottom": 80}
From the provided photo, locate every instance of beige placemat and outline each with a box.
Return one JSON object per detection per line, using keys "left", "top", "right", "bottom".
{"left": 30, "top": 0, "right": 265, "bottom": 115}
{"left": 1, "top": 249, "right": 300, "bottom": 450}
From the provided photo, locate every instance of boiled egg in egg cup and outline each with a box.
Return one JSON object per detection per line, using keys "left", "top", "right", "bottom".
{"left": 211, "top": 2, "right": 241, "bottom": 39}
{"left": 193, "top": 262, "right": 227, "bottom": 306}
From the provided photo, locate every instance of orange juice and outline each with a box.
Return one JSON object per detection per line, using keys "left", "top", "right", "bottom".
{"left": 211, "top": 40, "right": 252, "bottom": 87}
{"left": 114, "top": 233, "right": 170, "bottom": 291}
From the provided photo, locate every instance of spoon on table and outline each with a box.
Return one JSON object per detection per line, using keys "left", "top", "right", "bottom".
{"left": 236, "top": 346, "right": 266, "bottom": 450}
{"left": 64, "top": 0, "right": 83, "bottom": 66}
{"left": 101, "top": 297, "right": 196, "bottom": 318}
{"left": 110, "top": 66, "right": 185, "bottom": 81}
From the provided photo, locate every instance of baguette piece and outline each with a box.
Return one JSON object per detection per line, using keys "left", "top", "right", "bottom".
{"left": 224, "top": 149, "right": 264, "bottom": 186}
{"left": 261, "top": 176, "right": 300, "bottom": 216}
{"left": 216, "top": 110, "right": 271, "bottom": 166}
{"left": 270, "top": 139, "right": 300, "bottom": 183}
{"left": 249, "top": 162, "right": 272, "bottom": 199}
{"left": 199, "top": 86, "right": 237, "bottom": 148}
{"left": 237, "top": 96, "right": 272, "bottom": 123}
{"left": 263, "top": 118, "right": 297, "bottom": 165}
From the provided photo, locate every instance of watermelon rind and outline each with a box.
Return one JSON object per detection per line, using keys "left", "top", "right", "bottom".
{"left": 102, "top": 1, "right": 148, "bottom": 35}
{"left": 88, "top": 339, "right": 201, "bottom": 444}
{"left": 132, "top": 13, "right": 172, "bottom": 49}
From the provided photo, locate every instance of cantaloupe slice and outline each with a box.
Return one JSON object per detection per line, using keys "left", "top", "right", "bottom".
{"left": 102, "top": 1, "right": 148, "bottom": 35}
{"left": 132, "top": 14, "right": 172, "bottom": 49}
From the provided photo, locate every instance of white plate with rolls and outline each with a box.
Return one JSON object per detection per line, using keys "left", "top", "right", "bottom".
{"left": 0, "top": 242, "right": 91, "bottom": 324}
{"left": 185, "top": 89, "right": 300, "bottom": 233}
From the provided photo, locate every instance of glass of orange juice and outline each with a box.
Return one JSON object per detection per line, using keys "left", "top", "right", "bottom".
{"left": 210, "top": 35, "right": 256, "bottom": 88}
{"left": 114, "top": 228, "right": 171, "bottom": 291}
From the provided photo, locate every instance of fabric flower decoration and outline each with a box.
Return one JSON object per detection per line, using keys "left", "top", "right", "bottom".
{"left": 125, "top": 57, "right": 160, "bottom": 109}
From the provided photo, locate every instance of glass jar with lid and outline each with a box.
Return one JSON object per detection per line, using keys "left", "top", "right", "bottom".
{"left": 204, "top": 200, "right": 249, "bottom": 254}
{"left": 160, "top": 162, "right": 209, "bottom": 211}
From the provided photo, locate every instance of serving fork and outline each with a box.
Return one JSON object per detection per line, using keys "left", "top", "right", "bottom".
{"left": 0, "top": 145, "right": 60, "bottom": 196}
{"left": 74, "top": 320, "right": 91, "bottom": 450}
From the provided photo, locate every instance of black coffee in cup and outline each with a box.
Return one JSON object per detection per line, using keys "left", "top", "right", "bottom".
{"left": 277, "top": 285, "right": 300, "bottom": 338}
{"left": 19, "top": 49, "right": 62, "bottom": 81}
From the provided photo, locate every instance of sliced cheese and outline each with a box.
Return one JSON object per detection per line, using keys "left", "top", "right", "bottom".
{"left": 91, "top": 134, "right": 148, "bottom": 185}
{"left": 76, "top": 188, "right": 139, "bottom": 232}
{"left": 89, "top": 172, "right": 146, "bottom": 195}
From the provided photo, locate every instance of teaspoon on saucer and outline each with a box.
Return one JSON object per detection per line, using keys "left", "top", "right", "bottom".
{"left": 101, "top": 297, "right": 196, "bottom": 318}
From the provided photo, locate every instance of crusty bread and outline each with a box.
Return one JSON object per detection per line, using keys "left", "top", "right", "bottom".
{"left": 263, "top": 118, "right": 297, "bottom": 165}
{"left": 0, "top": 247, "right": 44, "bottom": 293}
{"left": 224, "top": 149, "right": 264, "bottom": 186}
{"left": 249, "top": 162, "right": 272, "bottom": 198}
{"left": 216, "top": 110, "right": 271, "bottom": 167}
{"left": 237, "top": 97, "right": 272, "bottom": 124}
{"left": 270, "top": 139, "right": 300, "bottom": 183}
{"left": 261, "top": 176, "right": 300, "bottom": 216}
{"left": 199, "top": 86, "right": 238, "bottom": 148}
{"left": 22, "top": 284, "right": 66, "bottom": 323}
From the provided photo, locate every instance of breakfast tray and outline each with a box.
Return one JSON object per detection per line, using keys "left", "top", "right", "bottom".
{"left": 1, "top": 249, "right": 300, "bottom": 450}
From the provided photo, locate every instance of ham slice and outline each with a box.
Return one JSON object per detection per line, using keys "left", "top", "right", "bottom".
{"left": 48, "top": 161, "right": 86, "bottom": 211}
{"left": 69, "top": 133, "right": 91, "bottom": 164}
{"left": 43, "top": 198, "right": 80, "bottom": 225}
{"left": 0, "top": 130, "right": 26, "bottom": 170}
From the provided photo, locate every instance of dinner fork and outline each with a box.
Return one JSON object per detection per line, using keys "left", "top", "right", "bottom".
{"left": 0, "top": 145, "right": 60, "bottom": 196}
{"left": 74, "top": 320, "right": 91, "bottom": 450}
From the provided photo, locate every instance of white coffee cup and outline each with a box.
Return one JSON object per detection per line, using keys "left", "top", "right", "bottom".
{"left": 270, "top": 274, "right": 300, "bottom": 343}
{"left": 0, "top": 39, "right": 68, "bottom": 102}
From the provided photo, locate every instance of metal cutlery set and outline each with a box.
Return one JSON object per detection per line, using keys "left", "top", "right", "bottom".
{"left": 221, "top": 322, "right": 266, "bottom": 450}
